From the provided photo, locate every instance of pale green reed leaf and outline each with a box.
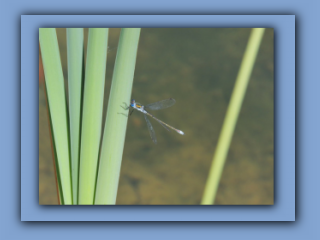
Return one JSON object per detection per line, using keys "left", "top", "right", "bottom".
{"left": 39, "top": 28, "right": 72, "bottom": 204}
{"left": 95, "top": 28, "right": 141, "bottom": 205}
{"left": 67, "top": 28, "right": 84, "bottom": 205}
{"left": 78, "top": 28, "right": 108, "bottom": 204}
{"left": 201, "top": 28, "right": 265, "bottom": 205}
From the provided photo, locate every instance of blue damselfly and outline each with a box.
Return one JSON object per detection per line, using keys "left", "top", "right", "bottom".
{"left": 126, "top": 98, "right": 184, "bottom": 144}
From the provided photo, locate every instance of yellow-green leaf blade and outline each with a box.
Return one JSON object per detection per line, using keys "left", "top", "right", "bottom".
{"left": 39, "top": 28, "right": 72, "bottom": 204}
{"left": 67, "top": 28, "right": 84, "bottom": 205}
{"left": 78, "top": 28, "right": 109, "bottom": 204}
{"left": 95, "top": 28, "right": 141, "bottom": 205}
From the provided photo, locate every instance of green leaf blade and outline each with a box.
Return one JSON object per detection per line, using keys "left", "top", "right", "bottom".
{"left": 78, "top": 28, "right": 109, "bottom": 204}
{"left": 67, "top": 28, "right": 84, "bottom": 205}
{"left": 95, "top": 28, "right": 141, "bottom": 205}
{"left": 39, "top": 28, "right": 72, "bottom": 204}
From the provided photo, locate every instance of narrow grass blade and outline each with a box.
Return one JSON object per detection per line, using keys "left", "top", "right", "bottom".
{"left": 67, "top": 28, "right": 84, "bottom": 205}
{"left": 78, "top": 28, "right": 108, "bottom": 204}
{"left": 39, "top": 28, "right": 72, "bottom": 204}
{"left": 201, "top": 28, "right": 265, "bottom": 205}
{"left": 95, "top": 28, "right": 141, "bottom": 205}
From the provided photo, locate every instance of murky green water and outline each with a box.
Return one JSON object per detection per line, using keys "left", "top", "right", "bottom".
{"left": 39, "top": 28, "right": 273, "bottom": 205}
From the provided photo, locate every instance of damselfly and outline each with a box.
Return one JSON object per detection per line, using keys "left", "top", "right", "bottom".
{"left": 126, "top": 98, "right": 184, "bottom": 144}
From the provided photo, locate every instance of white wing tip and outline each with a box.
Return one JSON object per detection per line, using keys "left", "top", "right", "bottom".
{"left": 178, "top": 130, "right": 185, "bottom": 135}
